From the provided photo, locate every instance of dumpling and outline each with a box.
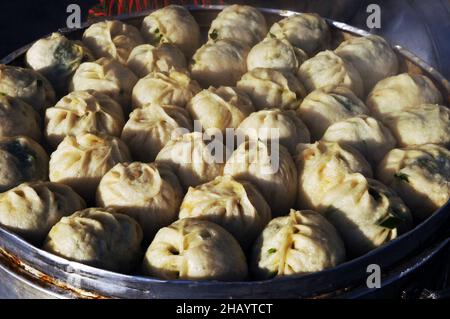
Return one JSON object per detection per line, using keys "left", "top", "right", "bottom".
{"left": 155, "top": 132, "right": 225, "bottom": 189}
{"left": 45, "top": 90, "right": 125, "bottom": 148}
{"left": 97, "top": 162, "right": 183, "bottom": 241}
{"left": 322, "top": 115, "right": 397, "bottom": 165}
{"left": 179, "top": 175, "right": 271, "bottom": 248}
{"left": 25, "top": 33, "right": 92, "bottom": 92}
{"left": 268, "top": 13, "right": 330, "bottom": 56}
{"left": 250, "top": 209, "right": 345, "bottom": 279}
{"left": 298, "top": 85, "right": 369, "bottom": 141}
{"left": 70, "top": 57, "right": 138, "bottom": 110}
{"left": 208, "top": 5, "right": 267, "bottom": 47}
{"left": 43, "top": 207, "right": 143, "bottom": 273}
{"left": 377, "top": 144, "right": 450, "bottom": 221}
{"left": 0, "top": 64, "right": 55, "bottom": 112}
{"left": 0, "top": 136, "right": 49, "bottom": 192}
{"left": 247, "top": 37, "right": 308, "bottom": 73}
{"left": 297, "top": 50, "right": 364, "bottom": 98}
{"left": 186, "top": 86, "right": 254, "bottom": 134}
{"left": 295, "top": 141, "right": 372, "bottom": 211}
{"left": 49, "top": 133, "right": 131, "bottom": 201}
{"left": 237, "top": 67, "right": 306, "bottom": 110}
{"left": 366, "top": 73, "right": 443, "bottom": 117}
{"left": 380, "top": 104, "right": 450, "bottom": 148}
{"left": 0, "top": 94, "right": 41, "bottom": 141}
{"left": 126, "top": 43, "right": 187, "bottom": 78}
{"left": 141, "top": 5, "right": 200, "bottom": 57}
{"left": 224, "top": 140, "right": 297, "bottom": 215}
{"left": 83, "top": 20, "right": 144, "bottom": 64}
{"left": 237, "top": 108, "right": 310, "bottom": 154}
{"left": 121, "top": 104, "right": 193, "bottom": 162}
{"left": 321, "top": 173, "right": 412, "bottom": 256}
{"left": 190, "top": 39, "right": 249, "bottom": 88}
{"left": 0, "top": 181, "right": 85, "bottom": 243}
{"left": 335, "top": 35, "right": 398, "bottom": 91}
{"left": 132, "top": 69, "right": 201, "bottom": 109}
{"left": 142, "top": 218, "right": 247, "bottom": 281}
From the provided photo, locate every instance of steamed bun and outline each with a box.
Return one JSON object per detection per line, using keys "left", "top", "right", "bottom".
{"left": 251, "top": 209, "right": 345, "bottom": 279}
{"left": 141, "top": 5, "right": 200, "bottom": 57}
{"left": 297, "top": 50, "right": 364, "bottom": 98}
{"left": 377, "top": 144, "right": 450, "bottom": 221}
{"left": 0, "top": 136, "right": 49, "bottom": 192}
{"left": 190, "top": 39, "right": 249, "bottom": 88}
{"left": 44, "top": 207, "right": 143, "bottom": 272}
{"left": 45, "top": 90, "right": 125, "bottom": 148}
{"left": 83, "top": 20, "right": 144, "bottom": 64}
{"left": 97, "top": 162, "right": 183, "bottom": 240}
{"left": 322, "top": 115, "right": 397, "bottom": 165}
{"left": 179, "top": 175, "right": 271, "bottom": 248}
{"left": 298, "top": 85, "right": 369, "bottom": 141}
{"left": 0, "top": 64, "right": 55, "bottom": 112}
{"left": 366, "top": 73, "right": 443, "bottom": 117}
{"left": 187, "top": 86, "right": 254, "bottom": 134}
{"left": 155, "top": 132, "right": 225, "bottom": 189}
{"left": 121, "top": 104, "right": 193, "bottom": 162}
{"left": 49, "top": 133, "right": 131, "bottom": 201}
{"left": 237, "top": 108, "right": 310, "bottom": 154}
{"left": 224, "top": 140, "right": 297, "bottom": 215}
{"left": 237, "top": 67, "right": 306, "bottom": 110}
{"left": 142, "top": 218, "right": 247, "bottom": 281}
{"left": 0, "top": 181, "right": 85, "bottom": 243}
{"left": 132, "top": 69, "right": 201, "bottom": 109}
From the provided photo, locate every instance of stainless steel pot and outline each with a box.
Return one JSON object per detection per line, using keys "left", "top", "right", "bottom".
{"left": 1, "top": 5, "right": 449, "bottom": 299}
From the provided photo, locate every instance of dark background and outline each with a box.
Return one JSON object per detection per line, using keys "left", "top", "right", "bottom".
{"left": 0, "top": 0, "right": 449, "bottom": 79}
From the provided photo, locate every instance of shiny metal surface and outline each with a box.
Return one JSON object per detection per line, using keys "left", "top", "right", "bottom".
{"left": 0, "top": 5, "right": 449, "bottom": 299}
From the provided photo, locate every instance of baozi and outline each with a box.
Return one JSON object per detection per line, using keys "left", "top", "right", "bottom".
{"left": 155, "top": 132, "right": 225, "bottom": 189}
{"left": 44, "top": 207, "right": 143, "bottom": 273}
{"left": 377, "top": 144, "right": 450, "bottom": 221}
{"left": 380, "top": 104, "right": 450, "bottom": 147}
{"left": 335, "top": 35, "right": 398, "bottom": 92}
{"left": 224, "top": 140, "right": 297, "bottom": 216}
{"left": 237, "top": 67, "right": 306, "bottom": 110}
{"left": 0, "top": 136, "right": 49, "bottom": 192}
{"left": 132, "top": 69, "right": 201, "bottom": 109}
{"left": 49, "top": 133, "right": 131, "bottom": 201}
{"left": 121, "top": 104, "right": 193, "bottom": 162}
{"left": 208, "top": 5, "right": 267, "bottom": 47}
{"left": 237, "top": 108, "right": 310, "bottom": 154}
{"left": 179, "top": 175, "right": 271, "bottom": 248}
{"left": 45, "top": 90, "right": 125, "bottom": 148}
{"left": 142, "top": 218, "right": 248, "bottom": 281}
{"left": 83, "top": 20, "right": 144, "bottom": 64}
{"left": 26, "top": 33, "right": 92, "bottom": 92}
{"left": 0, "top": 94, "right": 41, "bottom": 141}
{"left": 295, "top": 141, "right": 372, "bottom": 211}
{"left": 298, "top": 85, "right": 369, "bottom": 141}
{"left": 251, "top": 209, "right": 345, "bottom": 279}
{"left": 322, "top": 115, "right": 397, "bottom": 165}
{"left": 97, "top": 162, "right": 183, "bottom": 240}
{"left": 0, "top": 64, "right": 55, "bottom": 112}
{"left": 126, "top": 43, "right": 187, "bottom": 78}
{"left": 190, "top": 39, "right": 249, "bottom": 88}
{"left": 297, "top": 50, "right": 364, "bottom": 98}
{"left": 187, "top": 86, "right": 254, "bottom": 134}
{"left": 321, "top": 173, "right": 412, "bottom": 255}
{"left": 247, "top": 37, "right": 308, "bottom": 73}
{"left": 268, "top": 13, "right": 330, "bottom": 56}
{"left": 141, "top": 5, "right": 200, "bottom": 57}
{"left": 366, "top": 73, "right": 443, "bottom": 117}
{"left": 71, "top": 57, "right": 138, "bottom": 110}
{"left": 0, "top": 181, "right": 85, "bottom": 243}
